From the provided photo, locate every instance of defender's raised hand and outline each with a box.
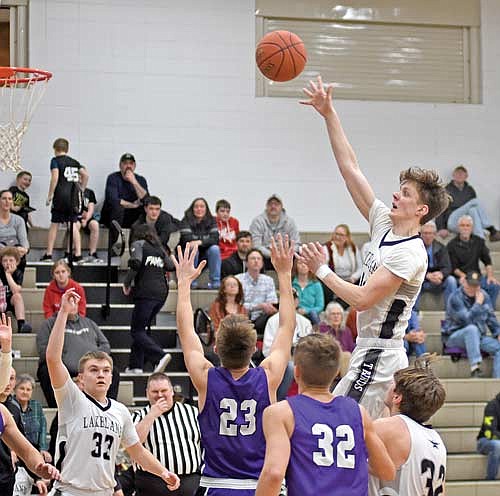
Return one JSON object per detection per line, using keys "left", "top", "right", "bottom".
{"left": 60, "top": 289, "right": 80, "bottom": 315}
{"left": 296, "top": 242, "right": 328, "bottom": 275}
{"left": 0, "top": 313, "right": 12, "bottom": 351}
{"left": 270, "top": 234, "right": 294, "bottom": 274}
{"left": 172, "top": 242, "right": 207, "bottom": 285}
{"left": 299, "top": 75, "right": 334, "bottom": 118}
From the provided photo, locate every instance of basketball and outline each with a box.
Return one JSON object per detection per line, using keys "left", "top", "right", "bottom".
{"left": 256, "top": 30, "right": 307, "bottom": 82}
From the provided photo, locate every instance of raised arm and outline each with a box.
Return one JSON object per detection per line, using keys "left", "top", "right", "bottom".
{"left": 0, "top": 313, "right": 13, "bottom": 391}
{"left": 300, "top": 75, "right": 375, "bottom": 220}
{"left": 45, "top": 290, "right": 79, "bottom": 389}
{"left": 171, "top": 243, "right": 213, "bottom": 408}
{"left": 259, "top": 235, "right": 296, "bottom": 393}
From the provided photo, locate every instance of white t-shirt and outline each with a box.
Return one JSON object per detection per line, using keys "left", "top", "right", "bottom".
{"left": 357, "top": 200, "right": 427, "bottom": 342}
{"left": 262, "top": 312, "right": 312, "bottom": 357}
{"left": 370, "top": 414, "right": 447, "bottom": 496}
{"left": 53, "top": 379, "right": 139, "bottom": 496}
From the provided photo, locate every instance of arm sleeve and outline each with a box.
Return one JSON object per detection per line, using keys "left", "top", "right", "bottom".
{"left": 49, "top": 157, "right": 59, "bottom": 170}
{"left": 446, "top": 242, "right": 459, "bottom": 272}
{"left": 382, "top": 244, "right": 426, "bottom": 282}
{"left": 262, "top": 316, "right": 278, "bottom": 357}
{"left": 42, "top": 288, "right": 53, "bottom": 319}
{"left": 120, "top": 407, "right": 141, "bottom": 448}
{"left": 266, "top": 278, "right": 278, "bottom": 304}
{"left": 479, "top": 241, "right": 493, "bottom": 266}
{"left": 15, "top": 217, "right": 29, "bottom": 249}
{"left": 94, "top": 323, "right": 111, "bottom": 354}
{"left": 179, "top": 220, "right": 197, "bottom": 244}
{"left": 105, "top": 174, "right": 120, "bottom": 206}
{"left": 437, "top": 245, "right": 452, "bottom": 278}
{"left": 250, "top": 217, "right": 271, "bottom": 258}
{"left": 481, "top": 401, "right": 500, "bottom": 439}
{"left": 53, "top": 378, "right": 81, "bottom": 422}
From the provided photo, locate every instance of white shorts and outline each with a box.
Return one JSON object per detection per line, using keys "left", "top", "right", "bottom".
{"left": 333, "top": 344, "right": 408, "bottom": 419}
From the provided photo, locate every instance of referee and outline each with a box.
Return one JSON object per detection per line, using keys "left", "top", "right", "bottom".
{"left": 133, "top": 372, "right": 201, "bottom": 496}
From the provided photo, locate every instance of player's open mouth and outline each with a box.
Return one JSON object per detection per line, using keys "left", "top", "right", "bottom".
{"left": 392, "top": 203, "right": 397, "bottom": 209}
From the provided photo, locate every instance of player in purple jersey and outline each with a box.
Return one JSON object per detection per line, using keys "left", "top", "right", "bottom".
{"left": 172, "top": 235, "right": 296, "bottom": 494}
{"left": 256, "top": 334, "right": 395, "bottom": 496}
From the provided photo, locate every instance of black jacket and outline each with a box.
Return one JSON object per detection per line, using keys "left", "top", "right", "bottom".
{"left": 478, "top": 393, "right": 500, "bottom": 440}
{"left": 130, "top": 210, "right": 181, "bottom": 253}
{"left": 427, "top": 240, "right": 452, "bottom": 278}
{"left": 447, "top": 234, "right": 492, "bottom": 276}
{"left": 221, "top": 252, "right": 246, "bottom": 279}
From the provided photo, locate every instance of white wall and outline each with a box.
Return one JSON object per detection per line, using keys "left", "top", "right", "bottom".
{"left": 4, "top": 0, "right": 499, "bottom": 232}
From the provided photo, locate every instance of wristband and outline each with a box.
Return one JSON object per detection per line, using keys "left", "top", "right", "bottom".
{"left": 315, "top": 264, "right": 333, "bottom": 281}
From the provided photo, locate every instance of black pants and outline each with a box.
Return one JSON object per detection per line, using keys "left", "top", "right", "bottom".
{"left": 135, "top": 470, "right": 200, "bottom": 496}
{"left": 37, "top": 361, "right": 120, "bottom": 407}
{"left": 129, "top": 298, "right": 166, "bottom": 370}
{"left": 0, "top": 475, "right": 15, "bottom": 496}
{"left": 102, "top": 203, "right": 142, "bottom": 244}
{"left": 252, "top": 313, "right": 271, "bottom": 336}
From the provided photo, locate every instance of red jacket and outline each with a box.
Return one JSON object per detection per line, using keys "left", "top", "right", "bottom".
{"left": 216, "top": 216, "right": 240, "bottom": 260}
{"left": 43, "top": 278, "right": 87, "bottom": 318}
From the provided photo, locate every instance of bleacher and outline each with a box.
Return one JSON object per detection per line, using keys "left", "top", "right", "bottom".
{"left": 13, "top": 227, "right": 500, "bottom": 495}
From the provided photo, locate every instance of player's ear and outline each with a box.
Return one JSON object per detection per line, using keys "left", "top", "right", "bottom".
{"left": 417, "top": 204, "right": 429, "bottom": 218}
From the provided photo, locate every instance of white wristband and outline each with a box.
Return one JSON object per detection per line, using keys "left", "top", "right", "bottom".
{"left": 315, "top": 264, "right": 333, "bottom": 281}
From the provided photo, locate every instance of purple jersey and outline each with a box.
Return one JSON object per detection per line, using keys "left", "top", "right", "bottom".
{"left": 286, "top": 395, "right": 368, "bottom": 496}
{"left": 198, "top": 367, "right": 270, "bottom": 481}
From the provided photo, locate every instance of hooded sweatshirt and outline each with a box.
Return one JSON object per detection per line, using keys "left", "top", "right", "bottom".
{"left": 478, "top": 393, "right": 500, "bottom": 440}
{"left": 216, "top": 216, "right": 240, "bottom": 260}
{"left": 43, "top": 278, "right": 87, "bottom": 318}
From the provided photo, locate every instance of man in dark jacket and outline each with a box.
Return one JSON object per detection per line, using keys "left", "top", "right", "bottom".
{"left": 436, "top": 165, "right": 500, "bottom": 240}
{"left": 221, "top": 230, "right": 252, "bottom": 278}
{"left": 414, "top": 221, "right": 456, "bottom": 311}
{"left": 477, "top": 392, "right": 500, "bottom": 479}
{"left": 36, "top": 313, "right": 120, "bottom": 407}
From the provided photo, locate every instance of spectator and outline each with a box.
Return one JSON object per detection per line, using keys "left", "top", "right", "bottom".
{"left": 404, "top": 310, "right": 427, "bottom": 358}
{"left": 13, "top": 374, "right": 51, "bottom": 461}
{"left": 36, "top": 310, "right": 120, "bottom": 407}
{"left": 130, "top": 196, "right": 181, "bottom": 254}
{"left": 9, "top": 171, "right": 35, "bottom": 230}
{"left": 322, "top": 223, "right": 362, "bottom": 306}
{"left": 414, "top": 220, "right": 457, "bottom": 310}
{"left": 123, "top": 225, "right": 174, "bottom": 375}
{"left": 101, "top": 153, "right": 149, "bottom": 244}
{"left": 436, "top": 165, "right": 500, "bottom": 241}
{"left": 208, "top": 276, "right": 247, "bottom": 333}
{"left": 477, "top": 392, "right": 500, "bottom": 480}
{"left": 442, "top": 271, "right": 500, "bottom": 378}
{"left": 221, "top": 230, "right": 252, "bottom": 278}
{"left": 249, "top": 194, "right": 300, "bottom": 270}
{"left": 132, "top": 372, "right": 202, "bottom": 496}
{"left": 447, "top": 215, "right": 500, "bottom": 308}
{"left": 42, "top": 260, "right": 87, "bottom": 319}
{"left": 0, "top": 189, "right": 29, "bottom": 273}
{"left": 178, "top": 198, "right": 221, "bottom": 289}
{"left": 0, "top": 247, "right": 31, "bottom": 333}
{"left": 262, "top": 288, "right": 312, "bottom": 400}
{"left": 236, "top": 248, "right": 278, "bottom": 334}
{"left": 42, "top": 138, "right": 88, "bottom": 263}
{"left": 215, "top": 199, "right": 240, "bottom": 260}
{"left": 317, "top": 302, "right": 354, "bottom": 377}
{"left": 292, "top": 259, "right": 324, "bottom": 325}
{"left": 77, "top": 179, "right": 102, "bottom": 263}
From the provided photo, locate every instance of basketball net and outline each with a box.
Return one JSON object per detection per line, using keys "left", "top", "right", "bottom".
{"left": 0, "top": 67, "right": 52, "bottom": 172}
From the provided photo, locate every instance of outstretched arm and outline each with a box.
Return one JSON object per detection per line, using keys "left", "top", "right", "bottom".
{"left": 300, "top": 75, "right": 375, "bottom": 220}
{"left": 260, "top": 235, "right": 295, "bottom": 394}
{"left": 45, "top": 290, "right": 79, "bottom": 389}
{"left": 0, "top": 313, "right": 12, "bottom": 392}
{"left": 171, "top": 243, "right": 213, "bottom": 409}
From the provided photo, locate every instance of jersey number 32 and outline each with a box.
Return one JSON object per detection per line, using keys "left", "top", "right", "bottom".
{"left": 312, "top": 423, "right": 356, "bottom": 469}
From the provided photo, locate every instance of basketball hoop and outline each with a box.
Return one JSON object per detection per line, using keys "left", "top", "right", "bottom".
{"left": 0, "top": 67, "right": 52, "bottom": 172}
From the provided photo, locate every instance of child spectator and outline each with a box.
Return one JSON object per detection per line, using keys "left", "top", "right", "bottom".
{"left": 42, "top": 260, "right": 87, "bottom": 318}
{"left": 41, "top": 138, "right": 88, "bottom": 263}
{"left": 9, "top": 171, "right": 35, "bottom": 230}
{"left": 0, "top": 247, "right": 31, "bottom": 333}
{"left": 77, "top": 181, "right": 102, "bottom": 263}
{"left": 292, "top": 259, "right": 324, "bottom": 325}
{"left": 215, "top": 199, "right": 240, "bottom": 260}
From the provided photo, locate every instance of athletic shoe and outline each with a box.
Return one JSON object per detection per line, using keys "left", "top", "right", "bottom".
{"left": 490, "top": 231, "right": 500, "bottom": 242}
{"left": 470, "top": 367, "right": 484, "bottom": 378}
{"left": 154, "top": 353, "right": 172, "bottom": 374}
{"left": 19, "top": 322, "right": 33, "bottom": 334}
{"left": 124, "top": 367, "right": 143, "bottom": 374}
{"left": 39, "top": 254, "right": 53, "bottom": 262}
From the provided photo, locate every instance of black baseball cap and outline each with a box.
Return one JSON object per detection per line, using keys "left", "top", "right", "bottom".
{"left": 465, "top": 270, "right": 481, "bottom": 286}
{"left": 120, "top": 153, "right": 135, "bottom": 163}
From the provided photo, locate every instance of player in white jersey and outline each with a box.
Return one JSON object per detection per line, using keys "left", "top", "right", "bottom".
{"left": 298, "top": 75, "right": 450, "bottom": 418}
{"left": 369, "top": 356, "right": 447, "bottom": 495}
{"left": 46, "top": 289, "right": 180, "bottom": 496}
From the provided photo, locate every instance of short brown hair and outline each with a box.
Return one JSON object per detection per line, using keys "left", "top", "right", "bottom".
{"left": 215, "top": 199, "right": 231, "bottom": 212}
{"left": 78, "top": 351, "right": 113, "bottom": 373}
{"left": 16, "top": 170, "right": 32, "bottom": 180}
{"left": 294, "top": 334, "right": 340, "bottom": 387}
{"left": 53, "top": 138, "right": 69, "bottom": 153}
{"left": 147, "top": 372, "right": 172, "bottom": 388}
{"left": 399, "top": 167, "right": 450, "bottom": 224}
{"left": 0, "top": 247, "right": 20, "bottom": 264}
{"left": 393, "top": 356, "right": 445, "bottom": 423}
{"left": 215, "top": 314, "right": 256, "bottom": 369}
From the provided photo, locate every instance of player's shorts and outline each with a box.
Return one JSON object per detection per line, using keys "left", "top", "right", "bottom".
{"left": 201, "top": 489, "right": 255, "bottom": 496}
{"left": 200, "top": 476, "right": 257, "bottom": 496}
{"left": 333, "top": 339, "right": 408, "bottom": 419}
{"left": 81, "top": 217, "right": 99, "bottom": 235}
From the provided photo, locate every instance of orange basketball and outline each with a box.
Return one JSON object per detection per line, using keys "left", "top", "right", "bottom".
{"left": 256, "top": 30, "right": 307, "bottom": 82}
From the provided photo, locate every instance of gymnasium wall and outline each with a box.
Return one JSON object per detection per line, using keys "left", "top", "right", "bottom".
{"left": 9, "top": 0, "right": 500, "bottom": 232}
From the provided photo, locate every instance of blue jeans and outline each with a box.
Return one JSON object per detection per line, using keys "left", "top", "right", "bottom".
{"left": 481, "top": 275, "right": 500, "bottom": 310}
{"left": 414, "top": 275, "right": 457, "bottom": 311}
{"left": 448, "top": 199, "right": 493, "bottom": 238}
{"left": 404, "top": 339, "right": 427, "bottom": 357}
{"left": 306, "top": 310, "right": 320, "bottom": 325}
{"left": 477, "top": 437, "right": 500, "bottom": 480}
{"left": 480, "top": 335, "right": 500, "bottom": 378}
{"left": 277, "top": 361, "right": 294, "bottom": 401}
{"left": 195, "top": 245, "right": 221, "bottom": 287}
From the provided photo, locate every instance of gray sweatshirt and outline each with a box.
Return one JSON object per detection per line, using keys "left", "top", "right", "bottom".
{"left": 0, "top": 214, "right": 29, "bottom": 248}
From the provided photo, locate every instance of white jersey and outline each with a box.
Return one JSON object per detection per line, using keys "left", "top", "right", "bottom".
{"left": 357, "top": 199, "right": 427, "bottom": 344}
{"left": 369, "top": 415, "right": 447, "bottom": 496}
{"left": 53, "top": 379, "right": 139, "bottom": 496}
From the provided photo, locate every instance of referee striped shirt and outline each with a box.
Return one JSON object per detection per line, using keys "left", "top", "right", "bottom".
{"left": 132, "top": 402, "right": 202, "bottom": 475}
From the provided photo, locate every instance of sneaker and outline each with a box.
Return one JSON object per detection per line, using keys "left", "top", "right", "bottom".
{"left": 39, "top": 254, "right": 53, "bottom": 262}
{"left": 154, "top": 353, "right": 172, "bottom": 374}
{"left": 19, "top": 322, "right": 32, "bottom": 334}
{"left": 124, "top": 367, "right": 143, "bottom": 374}
{"left": 490, "top": 231, "right": 500, "bottom": 242}
{"left": 471, "top": 367, "right": 484, "bottom": 378}
{"left": 89, "top": 253, "right": 105, "bottom": 263}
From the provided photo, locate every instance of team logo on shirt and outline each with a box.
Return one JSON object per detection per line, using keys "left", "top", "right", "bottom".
{"left": 83, "top": 415, "right": 123, "bottom": 435}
